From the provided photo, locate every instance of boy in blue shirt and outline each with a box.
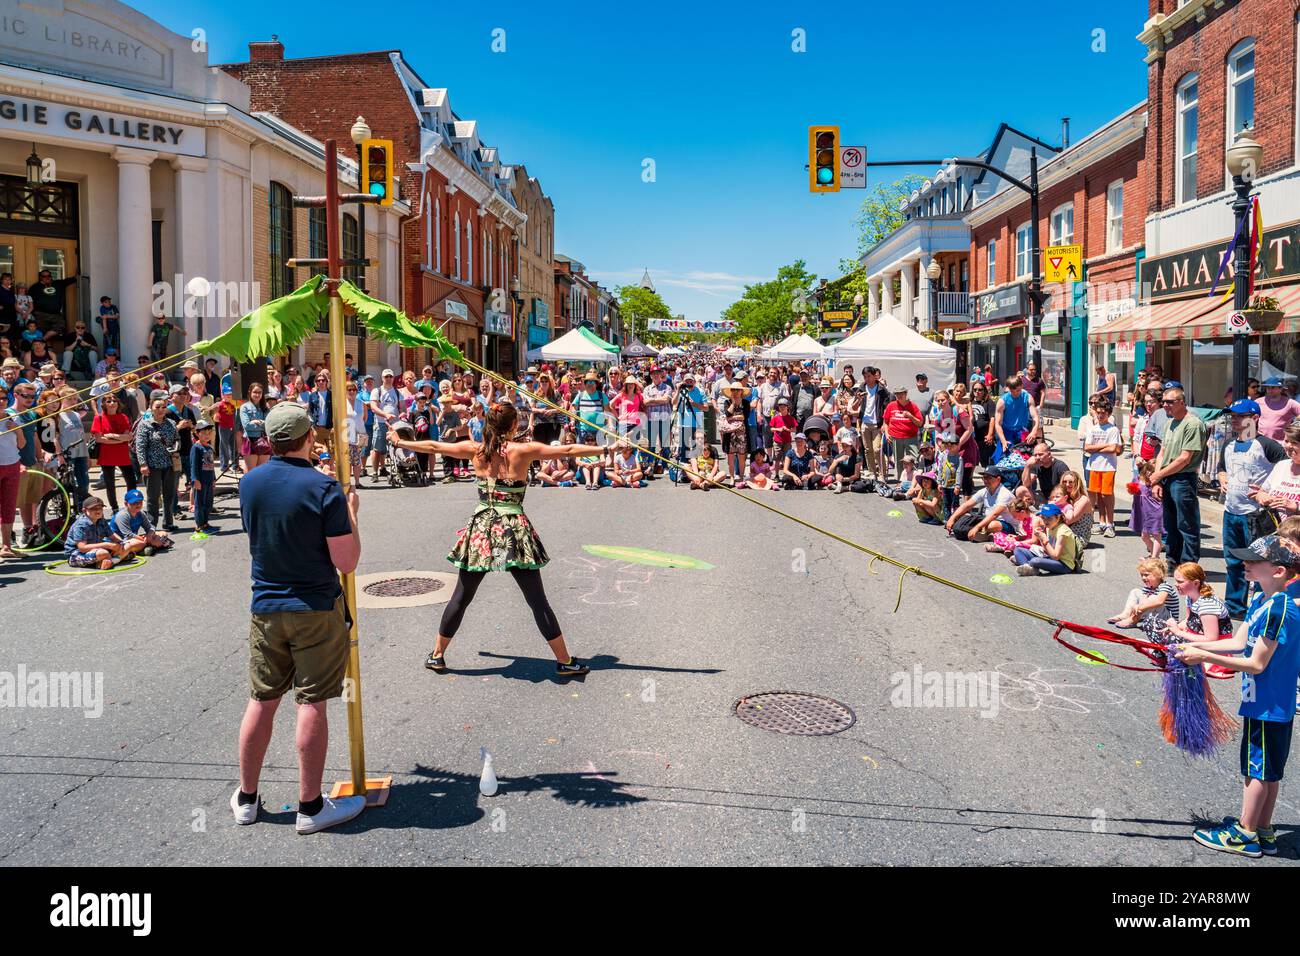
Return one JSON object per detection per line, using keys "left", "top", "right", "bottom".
{"left": 65, "top": 496, "right": 144, "bottom": 569}
{"left": 1177, "top": 534, "right": 1300, "bottom": 858}
{"left": 189, "top": 419, "right": 217, "bottom": 534}
{"left": 113, "top": 488, "right": 173, "bottom": 554}
{"left": 98, "top": 296, "right": 120, "bottom": 352}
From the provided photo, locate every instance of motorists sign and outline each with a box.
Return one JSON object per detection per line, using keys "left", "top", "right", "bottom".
{"left": 839, "top": 146, "right": 866, "bottom": 188}
{"left": 1043, "top": 244, "right": 1082, "bottom": 283}
{"left": 1027, "top": 334, "right": 1042, "bottom": 353}
{"left": 1228, "top": 310, "right": 1251, "bottom": 334}
{"left": 943, "top": 328, "right": 954, "bottom": 342}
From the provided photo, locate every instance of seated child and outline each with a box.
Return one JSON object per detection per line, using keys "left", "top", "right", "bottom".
{"left": 65, "top": 495, "right": 145, "bottom": 569}
{"left": 1163, "top": 561, "right": 1233, "bottom": 676}
{"left": 912, "top": 472, "right": 943, "bottom": 524}
{"left": 985, "top": 486, "right": 1036, "bottom": 554}
{"left": 690, "top": 443, "right": 722, "bottom": 491}
{"left": 1109, "top": 557, "right": 1179, "bottom": 641}
{"left": 611, "top": 440, "right": 645, "bottom": 487}
{"left": 813, "top": 440, "right": 834, "bottom": 488}
{"left": 537, "top": 444, "right": 575, "bottom": 486}
{"left": 576, "top": 437, "right": 607, "bottom": 490}
{"left": 830, "top": 436, "right": 859, "bottom": 494}
{"left": 916, "top": 441, "right": 937, "bottom": 475}
{"left": 745, "top": 448, "right": 777, "bottom": 490}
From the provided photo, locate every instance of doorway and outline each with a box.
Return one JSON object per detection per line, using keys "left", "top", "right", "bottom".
{"left": 1, "top": 235, "right": 79, "bottom": 330}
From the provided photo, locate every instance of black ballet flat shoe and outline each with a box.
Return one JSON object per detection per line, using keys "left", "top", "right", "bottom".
{"left": 425, "top": 653, "right": 448, "bottom": 672}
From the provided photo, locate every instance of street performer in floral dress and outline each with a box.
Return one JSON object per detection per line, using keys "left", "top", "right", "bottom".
{"left": 389, "top": 401, "right": 591, "bottom": 677}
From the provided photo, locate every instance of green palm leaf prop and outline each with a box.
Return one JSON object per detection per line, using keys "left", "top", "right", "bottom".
{"left": 338, "top": 280, "right": 464, "bottom": 364}
{"left": 194, "top": 276, "right": 328, "bottom": 361}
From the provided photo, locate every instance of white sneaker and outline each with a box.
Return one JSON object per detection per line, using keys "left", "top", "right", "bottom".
{"left": 295, "top": 794, "right": 366, "bottom": 834}
{"left": 230, "top": 789, "right": 260, "bottom": 825}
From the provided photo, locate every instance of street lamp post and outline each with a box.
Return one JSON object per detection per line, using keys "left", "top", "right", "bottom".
{"left": 1226, "top": 130, "right": 1264, "bottom": 401}
{"left": 350, "top": 116, "right": 371, "bottom": 375}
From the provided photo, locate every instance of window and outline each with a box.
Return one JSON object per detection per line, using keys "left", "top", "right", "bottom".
{"left": 1106, "top": 180, "right": 1124, "bottom": 252}
{"left": 466, "top": 219, "right": 474, "bottom": 285}
{"left": 307, "top": 207, "right": 327, "bottom": 278}
{"left": 1015, "top": 222, "right": 1032, "bottom": 279}
{"left": 987, "top": 239, "right": 997, "bottom": 286}
{"left": 453, "top": 211, "right": 461, "bottom": 279}
{"left": 960, "top": 259, "right": 969, "bottom": 292}
{"left": 268, "top": 182, "right": 294, "bottom": 299}
{"left": 1227, "top": 40, "right": 1256, "bottom": 142}
{"left": 342, "top": 214, "right": 361, "bottom": 334}
{"left": 434, "top": 199, "right": 441, "bottom": 274}
{"left": 1049, "top": 203, "right": 1074, "bottom": 245}
{"left": 485, "top": 234, "right": 492, "bottom": 287}
{"left": 1176, "top": 74, "right": 1199, "bottom": 205}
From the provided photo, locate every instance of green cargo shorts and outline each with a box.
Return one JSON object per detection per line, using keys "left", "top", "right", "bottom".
{"left": 249, "top": 597, "right": 350, "bottom": 704}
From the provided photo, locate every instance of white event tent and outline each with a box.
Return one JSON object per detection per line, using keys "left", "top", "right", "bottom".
{"left": 763, "top": 333, "right": 825, "bottom": 361}
{"left": 823, "top": 312, "right": 956, "bottom": 390}
{"left": 525, "top": 326, "right": 619, "bottom": 363}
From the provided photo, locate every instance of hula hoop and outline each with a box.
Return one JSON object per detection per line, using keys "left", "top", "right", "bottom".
{"left": 44, "top": 555, "right": 150, "bottom": 576}
{"left": 14, "top": 468, "right": 72, "bottom": 554}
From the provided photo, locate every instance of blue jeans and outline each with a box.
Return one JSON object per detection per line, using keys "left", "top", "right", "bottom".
{"left": 1222, "top": 510, "right": 1254, "bottom": 618}
{"left": 69, "top": 455, "right": 90, "bottom": 504}
{"left": 1012, "top": 547, "right": 1071, "bottom": 574}
{"left": 1161, "top": 472, "right": 1201, "bottom": 564}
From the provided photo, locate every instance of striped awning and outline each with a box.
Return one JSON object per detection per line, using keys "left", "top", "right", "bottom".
{"left": 1090, "top": 283, "right": 1300, "bottom": 344}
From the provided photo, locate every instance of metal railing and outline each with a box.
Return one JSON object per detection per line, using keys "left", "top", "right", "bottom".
{"left": 937, "top": 291, "right": 970, "bottom": 317}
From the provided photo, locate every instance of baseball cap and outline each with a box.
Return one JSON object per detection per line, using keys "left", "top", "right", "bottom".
{"left": 1227, "top": 534, "right": 1299, "bottom": 567}
{"left": 168, "top": 383, "right": 186, "bottom": 395}
{"left": 105, "top": 348, "right": 118, "bottom": 355}
{"left": 1039, "top": 502, "right": 1063, "bottom": 519}
{"left": 382, "top": 368, "right": 395, "bottom": 378}
{"left": 978, "top": 468, "right": 1004, "bottom": 480}
{"left": 916, "top": 372, "right": 928, "bottom": 380}
{"left": 1229, "top": 398, "right": 1262, "bottom": 416}
{"left": 892, "top": 384, "right": 908, "bottom": 393}
{"left": 1263, "top": 376, "right": 1286, "bottom": 387}
{"left": 194, "top": 418, "right": 214, "bottom": 431}
{"left": 124, "top": 489, "right": 144, "bottom": 505}
{"left": 794, "top": 432, "right": 807, "bottom": 440}
{"left": 265, "top": 402, "right": 311, "bottom": 443}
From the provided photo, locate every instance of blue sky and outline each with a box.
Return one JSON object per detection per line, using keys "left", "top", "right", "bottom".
{"left": 136, "top": 0, "right": 1149, "bottom": 321}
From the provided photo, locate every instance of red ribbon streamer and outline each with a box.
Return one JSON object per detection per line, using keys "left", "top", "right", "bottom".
{"left": 1050, "top": 620, "right": 1235, "bottom": 679}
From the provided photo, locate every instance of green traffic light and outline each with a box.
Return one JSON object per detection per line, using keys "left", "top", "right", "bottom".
{"left": 369, "top": 182, "right": 386, "bottom": 197}
{"left": 817, "top": 167, "right": 833, "bottom": 184}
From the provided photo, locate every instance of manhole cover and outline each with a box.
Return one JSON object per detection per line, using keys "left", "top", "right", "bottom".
{"left": 733, "top": 692, "right": 856, "bottom": 736}
{"left": 363, "top": 577, "right": 446, "bottom": 598}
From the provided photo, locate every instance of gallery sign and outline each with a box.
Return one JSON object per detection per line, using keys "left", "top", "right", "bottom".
{"left": 1140, "top": 220, "right": 1300, "bottom": 301}
{"left": 0, "top": 95, "right": 204, "bottom": 157}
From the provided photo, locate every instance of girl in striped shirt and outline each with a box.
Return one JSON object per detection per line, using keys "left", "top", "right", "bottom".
{"left": 1108, "top": 557, "right": 1180, "bottom": 641}
{"left": 1164, "top": 561, "right": 1233, "bottom": 675}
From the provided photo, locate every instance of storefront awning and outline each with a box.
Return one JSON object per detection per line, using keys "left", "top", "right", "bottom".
{"left": 1090, "top": 283, "right": 1300, "bottom": 344}
{"left": 1088, "top": 297, "right": 1216, "bottom": 344}
{"left": 953, "top": 318, "right": 1024, "bottom": 341}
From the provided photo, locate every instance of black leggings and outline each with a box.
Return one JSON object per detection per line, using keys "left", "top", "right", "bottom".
{"left": 100, "top": 463, "right": 139, "bottom": 511}
{"left": 438, "top": 567, "right": 562, "bottom": 643}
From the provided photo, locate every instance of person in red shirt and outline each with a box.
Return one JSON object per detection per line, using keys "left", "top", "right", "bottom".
{"left": 768, "top": 397, "right": 798, "bottom": 470}
{"left": 884, "top": 385, "right": 922, "bottom": 481}
{"left": 91, "top": 391, "right": 138, "bottom": 511}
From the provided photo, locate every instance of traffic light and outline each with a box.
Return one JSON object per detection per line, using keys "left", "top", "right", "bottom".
{"left": 808, "top": 126, "right": 839, "bottom": 193}
{"left": 361, "top": 138, "right": 394, "bottom": 206}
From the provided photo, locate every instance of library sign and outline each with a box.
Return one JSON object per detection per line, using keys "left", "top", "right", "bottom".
{"left": 0, "top": 95, "right": 205, "bottom": 157}
{"left": 1140, "top": 220, "right": 1300, "bottom": 301}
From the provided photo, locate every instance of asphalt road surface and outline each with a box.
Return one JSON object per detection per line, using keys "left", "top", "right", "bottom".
{"left": 1, "top": 473, "right": 1292, "bottom": 866}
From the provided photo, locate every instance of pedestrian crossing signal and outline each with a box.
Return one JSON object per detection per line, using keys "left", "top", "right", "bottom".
{"left": 809, "top": 126, "right": 839, "bottom": 193}
{"left": 361, "top": 138, "right": 394, "bottom": 206}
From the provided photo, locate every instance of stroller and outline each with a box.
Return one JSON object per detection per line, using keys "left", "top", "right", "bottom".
{"left": 385, "top": 421, "right": 428, "bottom": 487}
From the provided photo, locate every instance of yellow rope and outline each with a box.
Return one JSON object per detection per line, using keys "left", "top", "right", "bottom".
{"left": 455, "top": 356, "right": 1060, "bottom": 627}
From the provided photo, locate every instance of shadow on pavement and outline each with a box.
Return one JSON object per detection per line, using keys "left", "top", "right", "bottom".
{"left": 431, "top": 651, "right": 723, "bottom": 684}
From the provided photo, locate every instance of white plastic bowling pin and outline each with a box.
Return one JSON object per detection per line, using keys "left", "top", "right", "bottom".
{"left": 479, "top": 746, "right": 498, "bottom": 797}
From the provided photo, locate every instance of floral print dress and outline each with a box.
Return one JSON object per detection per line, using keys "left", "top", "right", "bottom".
{"left": 448, "top": 478, "right": 549, "bottom": 571}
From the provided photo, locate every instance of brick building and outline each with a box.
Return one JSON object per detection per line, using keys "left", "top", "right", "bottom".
{"left": 512, "top": 164, "right": 556, "bottom": 359}
{"left": 1094, "top": 0, "right": 1300, "bottom": 405}
{"left": 969, "top": 104, "right": 1147, "bottom": 423}
{"left": 223, "top": 41, "right": 527, "bottom": 376}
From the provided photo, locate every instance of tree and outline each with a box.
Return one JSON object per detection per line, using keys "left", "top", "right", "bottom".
{"left": 721, "top": 260, "right": 818, "bottom": 343}
{"left": 615, "top": 285, "right": 674, "bottom": 345}
{"left": 849, "top": 174, "right": 926, "bottom": 259}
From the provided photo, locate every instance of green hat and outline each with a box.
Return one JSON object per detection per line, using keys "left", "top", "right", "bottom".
{"left": 265, "top": 402, "right": 311, "bottom": 443}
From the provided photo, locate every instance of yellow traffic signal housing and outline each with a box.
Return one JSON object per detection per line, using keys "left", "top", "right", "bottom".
{"left": 361, "top": 138, "right": 395, "bottom": 206}
{"left": 809, "top": 126, "right": 840, "bottom": 193}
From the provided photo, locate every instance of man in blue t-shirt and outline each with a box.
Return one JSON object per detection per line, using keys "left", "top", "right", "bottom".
{"left": 994, "top": 374, "right": 1039, "bottom": 455}
{"left": 234, "top": 402, "right": 365, "bottom": 835}
{"left": 1178, "top": 535, "right": 1300, "bottom": 858}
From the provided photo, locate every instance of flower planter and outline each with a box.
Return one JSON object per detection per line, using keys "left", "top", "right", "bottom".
{"left": 1244, "top": 309, "right": 1284, "bottom": 333}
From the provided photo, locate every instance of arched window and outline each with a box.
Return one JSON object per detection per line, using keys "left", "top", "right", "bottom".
{"left": 269, "top": 182, "right": 294, "bottom": 299}
{"left": 434, "top": 199, "right": 442, "bottom": 274}
{"left": 466, "top": 218, "right": 474, "bottom": 285}
{"left": 453, "top": 211, "right": 461, "bottom": 279}
{"left": 1176, "top": 73, "right": 1199, "bottom": 205}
